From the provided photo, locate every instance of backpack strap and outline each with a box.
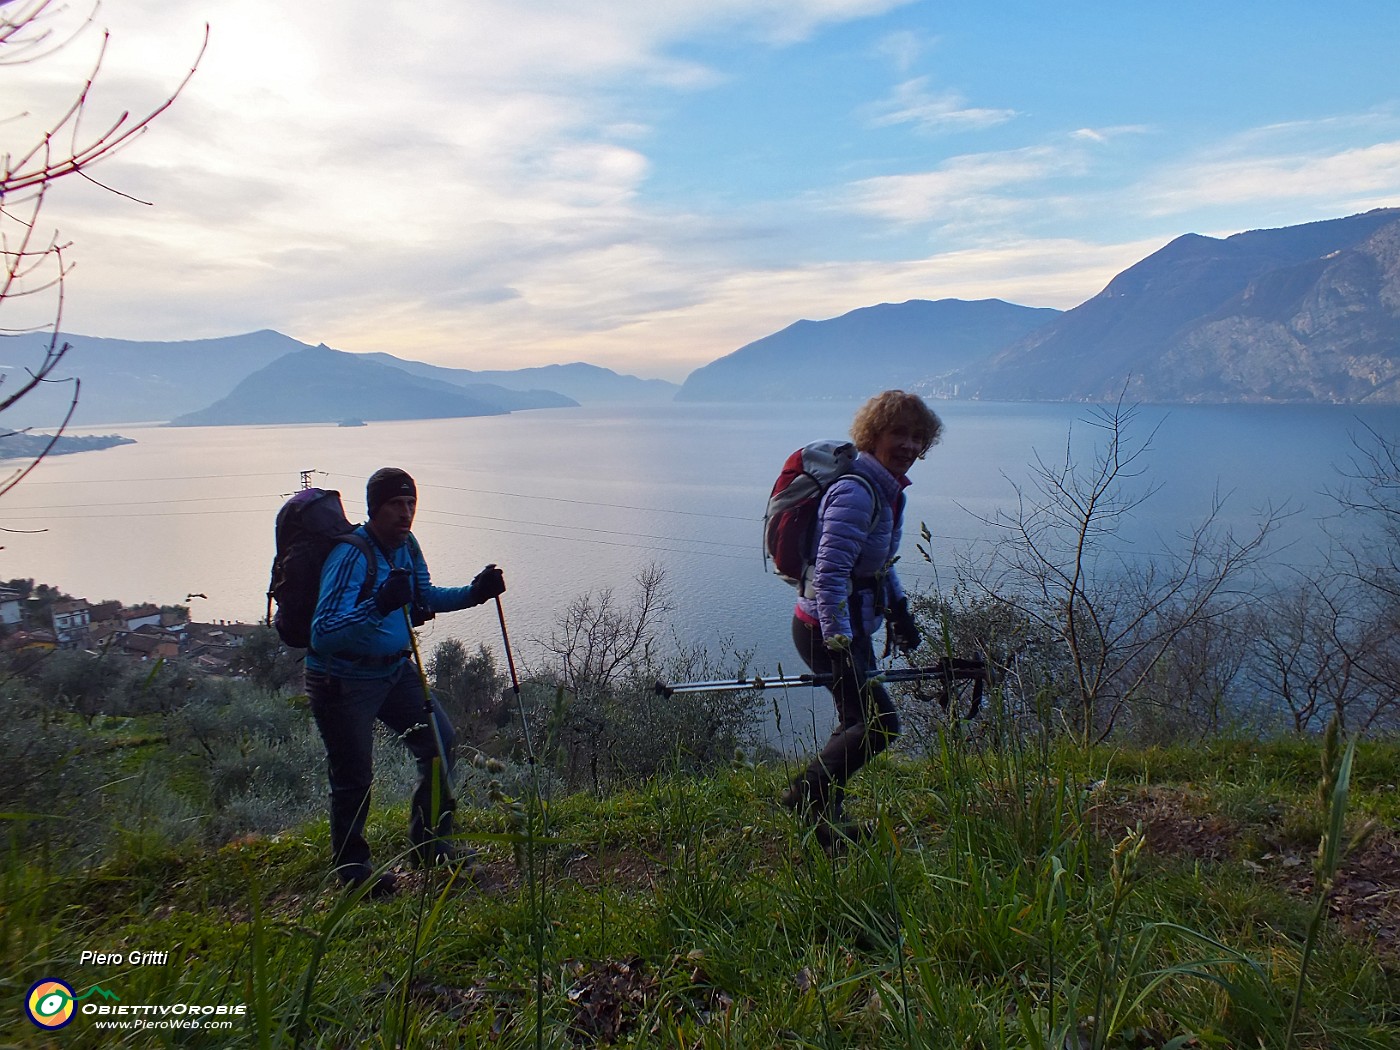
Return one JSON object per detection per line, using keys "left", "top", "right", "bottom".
{"left": 303, "top": 532, "right": 380, "bottom": 659}
{"left": 826, "top": 473, "right": 882, "bottom": 535}
{"left": 349, "top": 528, "right": 424, "bottom": 605}
{"left": 801, "top": 474, "right": 883, "bottom": 597}
{"left": 338, "top": 531, "right": 379, "bottom": 605}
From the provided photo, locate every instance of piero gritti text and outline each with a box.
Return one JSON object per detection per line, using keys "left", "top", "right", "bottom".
{"left": 80, "top": 950, "right": 169, "bottom": 966}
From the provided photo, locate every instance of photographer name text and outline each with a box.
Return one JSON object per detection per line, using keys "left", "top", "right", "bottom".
{"left": 80, "top": 949, "right": 169, "bottom": 966}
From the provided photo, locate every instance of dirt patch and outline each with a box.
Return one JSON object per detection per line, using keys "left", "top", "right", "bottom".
{"left": 1089, "top": 786, "right": 1241, "bottom": 862}
{"left": 1090, "top": 786, "right": 1400, "bottom": 960}
{"left": 1281, "top": 831, "right": 1400, "bottom": 960}
{"left": 559, "top": 847, "right": 665, "bottom": 891}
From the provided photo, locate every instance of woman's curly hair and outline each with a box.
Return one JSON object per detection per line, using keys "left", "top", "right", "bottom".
{"left": 850, "top": 390, "right": 943, "bottom": 458}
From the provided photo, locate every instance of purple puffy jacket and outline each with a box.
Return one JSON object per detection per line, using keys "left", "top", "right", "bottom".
{"left": 795, "top": 451, "right": 909, "bottom": 641}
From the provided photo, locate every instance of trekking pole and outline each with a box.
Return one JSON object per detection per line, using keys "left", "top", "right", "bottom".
{"left": 495, "top": 593, "right": 535, "bottom": 765}
{"left": 655, "top": 656, "right": 988, "bottom": 698}
{"left": 402, "top": 606, "right": 456, "bottom": 808}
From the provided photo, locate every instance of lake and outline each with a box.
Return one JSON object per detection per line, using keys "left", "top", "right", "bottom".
{"left": 9, "top": 400, "right": 1399, "bottom": 747}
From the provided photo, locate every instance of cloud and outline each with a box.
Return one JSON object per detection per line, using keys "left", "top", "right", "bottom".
{"left": 1070, "top": 125, "right": 1151, "bottom": 144}
{"left": 836, "top": 146, "right": 1081, "bottom": 224}
{"left": 871, "top": 29, "right": 934, "bottom": 73}
{"left": 867, "top": 76, "right": 1016, "bottom": 133}
{"left": 1139, "top": 140, "right": 1400, "bottom": 215}
{"left": 12, "top": 1, "right": 1400, "bottom": 388}
{"left": 465, "top": 234, "right": 1164, "bottom": 379}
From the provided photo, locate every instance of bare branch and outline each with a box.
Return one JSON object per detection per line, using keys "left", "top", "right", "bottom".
{"left": 0, "top": 7, "right": 204, "bottom": 493}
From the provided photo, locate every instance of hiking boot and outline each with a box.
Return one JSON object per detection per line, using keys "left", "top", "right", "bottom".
{"left": 779, "top": 769, "right": 831, "bottom": 818}
{"left": 815, "top": 822, "right": 847, "bottom": 857}
{"left": 413, "top": 842, "right": 481, "bottom": 873}
{"left": 344, "top": 871, "right": 398, "bottom": 900}
{"left": 825, "top": 787, "right": 876, "bottom": 844}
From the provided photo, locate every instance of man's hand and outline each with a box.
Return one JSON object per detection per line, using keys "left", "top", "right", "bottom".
{"left": 374, "top": 567, "right": 413, "bottom": 616}
{"left": 888, "top": 596, "right": 921, "bottom": 653}
{"left": 465, "top": 564, "right": 506, "bottom": 607}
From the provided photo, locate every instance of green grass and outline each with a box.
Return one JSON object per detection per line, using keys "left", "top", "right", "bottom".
{"left": 3, "top": 736, "right": 1398, "bottom": 1048}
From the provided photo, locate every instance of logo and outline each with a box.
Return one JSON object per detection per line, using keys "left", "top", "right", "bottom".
{"left": 26, "top": 979, "right": 76, "bottom": 1029}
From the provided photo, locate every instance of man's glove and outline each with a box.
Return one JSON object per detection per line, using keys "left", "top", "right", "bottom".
{"left": 465, "top": 564, "right": 506, "bottom": 607}
{"left": 888, "top": 596, "right": 921, "bottom": 653}
{"left": 374, "top": 567, "right": 413, "bottom": 617}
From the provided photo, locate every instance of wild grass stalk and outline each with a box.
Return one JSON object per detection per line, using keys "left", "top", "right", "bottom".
{"left": 1284, "top": 715, "right": 1372, "bottom": 1050}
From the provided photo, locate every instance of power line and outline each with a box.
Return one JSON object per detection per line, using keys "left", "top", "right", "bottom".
{"left": 5, "top": 493, "right": 285, "bottom": 510}
{"left": 17, "top": 471, "right": 291, "bottom": 485}
{"left": 419, "top": 515, "right": 753, "bottom": 561}
{"left": 321, "top": 472, "right": 753, "bottom": 522}
{"left": 5, "top": 468, "right": 1006, "bottom": 560}
{"left": 17, "top": 467, "right": 753, "bottom": 523}
{"left": 427, "top": 507, "right": 752, "bottom": 551}
{"left": 0, "top": 499, "right": 995, "bottom": 552}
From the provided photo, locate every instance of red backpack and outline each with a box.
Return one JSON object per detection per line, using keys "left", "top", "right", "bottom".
{"left": 763, "top": 441, "right": 877, "bottom": 588}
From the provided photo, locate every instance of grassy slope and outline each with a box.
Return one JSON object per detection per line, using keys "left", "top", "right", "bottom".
{"left": 4, "top": 739, "right": 1399, "bottom": 1049}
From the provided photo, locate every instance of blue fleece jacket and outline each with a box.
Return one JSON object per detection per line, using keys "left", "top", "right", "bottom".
{"left": 307, "top": 526, "right": 475, "bottom": 679}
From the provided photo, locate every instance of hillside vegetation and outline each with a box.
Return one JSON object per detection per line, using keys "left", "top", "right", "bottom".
{"left": 6, "top": 406, "right": 1400, "bottom": 1047}
{"left": 4, "top": 696, "right": 1398, "bottom": 1048}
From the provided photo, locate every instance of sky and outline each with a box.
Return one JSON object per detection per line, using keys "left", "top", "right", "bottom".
{"left": 7, "top": 0, "right": 1400, "bottom": 382}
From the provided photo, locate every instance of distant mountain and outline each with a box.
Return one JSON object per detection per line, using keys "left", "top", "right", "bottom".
{"left": 0, "top": 329, "right": 667, "bottom": 428}
{"left": 167, "top": 345, "right": 576, "bottom": 426}
{"left": 0, "top": 329, "right": 303, "bottom": 428}
{"left": 362, "top": 354, "right": 679, "bottom": 403}
{"left": 0, "top": 432, "right": 135, "bottom": 460}
{"left": 675, "top": 299, "right": 1059, "bottom": 402}
{"left": 955, "top": 208, "right": 1400, "bottom": 402}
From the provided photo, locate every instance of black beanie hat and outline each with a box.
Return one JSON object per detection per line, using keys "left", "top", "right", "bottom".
{"left": 366, "top": 467, "right": 416, "bottom": 517}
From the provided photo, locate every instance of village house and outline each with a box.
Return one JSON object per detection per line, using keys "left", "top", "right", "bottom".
{"left": 132, "top": 622, "right": 183, "bottom": 657}
{"left": 120, "top": 631, "right": 180, "bottom": 661}
{"left": 0, "top": 588, "right": 22, "bottom": 626}
{"left": 87, "top": 600, "right": 124, "bottom": 626}
{"left": 122, "top": 603, "right": 162, "bottom": 632}
{"left": 51, "top": 599, "right": 92, "bottom": 648}
{"left": 87, "top": 620, "right": 126, "bottom": 650}
{"left": 186, "top": 621, "right": 257, "bottom": 649}
{"left": 3, "top": 629, "right": 57, "bottom": 653}
{"left": 183, "top": 642, "right": 241, "bottom": 675}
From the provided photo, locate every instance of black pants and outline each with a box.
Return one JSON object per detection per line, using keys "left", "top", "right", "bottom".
{"left": 306, "top": 662, "right": 456, "bottom": 882}
{"left": 791, "top": 617, "right": 900, "bottom": 800}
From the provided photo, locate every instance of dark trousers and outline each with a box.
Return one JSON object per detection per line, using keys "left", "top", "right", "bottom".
{"left": 306, "top": 662, "right": 456, "bottom": 881}
{"left": 791, "top": 617, "right": 900, "bottom": 807}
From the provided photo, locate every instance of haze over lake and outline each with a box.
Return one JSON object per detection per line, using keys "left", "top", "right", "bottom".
{"left": 10, "top": 400, "right": 1397, "bottom": 743}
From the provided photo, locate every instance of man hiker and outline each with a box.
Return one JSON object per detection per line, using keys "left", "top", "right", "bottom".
{"left": 306, "top": 466, "right": 506, "bottom": 897}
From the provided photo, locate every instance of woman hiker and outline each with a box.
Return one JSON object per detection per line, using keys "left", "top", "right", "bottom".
{"left": 781, "top": 390, "right": 943, "bottom": 851}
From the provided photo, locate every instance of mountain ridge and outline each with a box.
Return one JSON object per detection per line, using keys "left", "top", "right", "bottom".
{"left": 675, "top": 298, "right": 1060, "bottom": 402}
{"left": 360, "top": 353, "right": 677, "bottom": 404}
{"left": 7, "top": 208, "right": 1400, "bottom": 423}
{"left": 950, "top": 207, "right": 1400, "bottom": 402}
{"left": 0, "top": 330, "right": 669, "bottom": 427}
{"left": 166, "top": 345, "right": 577, "bottom": 426}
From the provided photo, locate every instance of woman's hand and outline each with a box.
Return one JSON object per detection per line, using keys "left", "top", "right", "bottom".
{"left": 887, "top": 597, "right": 920, "bottom": 653}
